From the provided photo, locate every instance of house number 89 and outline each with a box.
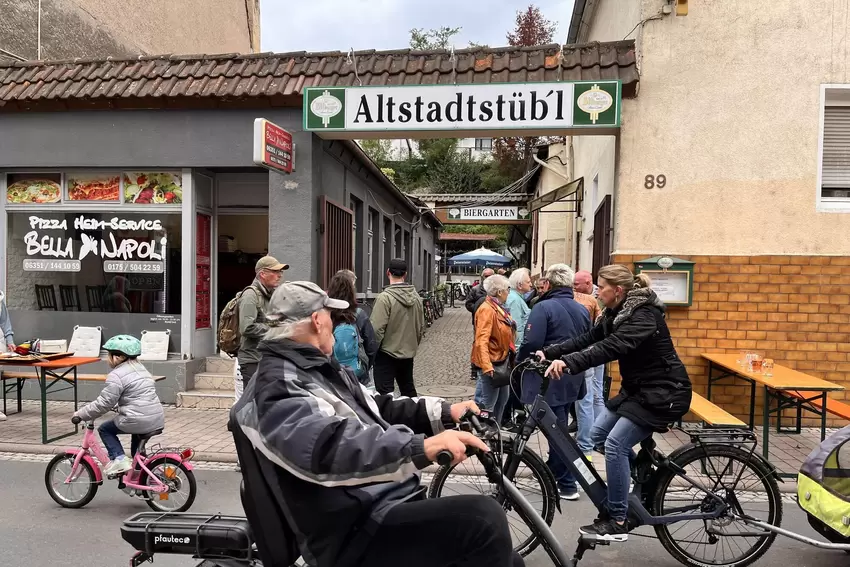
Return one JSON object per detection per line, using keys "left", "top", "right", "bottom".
{"left": 644, "top": 175, "right": 666, "bottom": 189}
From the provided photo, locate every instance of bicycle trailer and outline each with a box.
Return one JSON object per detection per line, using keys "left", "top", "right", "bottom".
{"left": 797, "top": 423, "right": 850, "bottom": 545}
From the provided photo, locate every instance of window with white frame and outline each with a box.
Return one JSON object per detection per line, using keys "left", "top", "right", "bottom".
{"left": 474, "top": 138, "right": 493, "bottom": 151}
{"left": 820, "top": 87, "right": 850, "bottom": 204}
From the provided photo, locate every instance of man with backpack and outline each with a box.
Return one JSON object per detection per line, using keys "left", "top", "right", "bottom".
{"left": 218, "top": 255, "right": 288, "bottom": 384}
{"left": 370, "top": 259, "right": 424, "bottom": 397}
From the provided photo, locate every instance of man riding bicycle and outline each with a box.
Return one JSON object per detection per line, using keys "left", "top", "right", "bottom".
{"left": 231, "top": 280, "right": 524, "bottom": 567}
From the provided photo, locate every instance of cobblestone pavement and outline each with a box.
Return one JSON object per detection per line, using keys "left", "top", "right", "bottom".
{"left": 0, "top": 303, "right": 833, "bottom": 486}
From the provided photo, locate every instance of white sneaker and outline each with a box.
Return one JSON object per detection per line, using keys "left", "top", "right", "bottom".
{"left": 105, "top": 456, "right": 132, "bottom": 476}
{"left": 0, "top": 411, "right": 6, "bottom": 421}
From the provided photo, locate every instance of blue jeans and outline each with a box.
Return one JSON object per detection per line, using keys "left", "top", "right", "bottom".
{"left": 99, "top": 419, "right": 141, "bottom": 460}
{"left": 547, "top": 404, "right": 578, "bottom": 494}
{"left": 576, "top": 369, "right": 596, "bottom": 454}
{"left": 591, "top": 365, "right": 605, "bottom": 418}
{"left": 591, "top": 407, "right": 652, "bottom": 521}
{"left": 473, "top": 371, "right": 510, "bottom": 424}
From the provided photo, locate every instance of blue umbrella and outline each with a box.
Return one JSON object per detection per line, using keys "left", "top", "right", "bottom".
{"left": 448, "top": 247, "right": 511, "bottom": 268}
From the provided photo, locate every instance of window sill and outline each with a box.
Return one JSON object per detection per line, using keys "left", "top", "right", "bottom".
{"left": 817, "top": 199, "right": 850, "bottom": 213}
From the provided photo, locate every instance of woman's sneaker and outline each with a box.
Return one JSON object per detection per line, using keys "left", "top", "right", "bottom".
{"left": 579, "top": 518, "right": 631, "bottom": 542}
{"left": 105, "top": 456, "right": 132, "bottom": 476}
{"left": 558, "top": 487, "right": 580, "bottom": 501}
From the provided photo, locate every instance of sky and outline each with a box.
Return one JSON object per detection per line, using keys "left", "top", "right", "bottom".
{"left": 260, "top": 0, "right": 576, "bottom": 54}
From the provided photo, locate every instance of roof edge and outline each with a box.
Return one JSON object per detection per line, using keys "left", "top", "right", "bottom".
{"left": 341, "top": 140, "right": 442, "bottom": 228}
{"left": 568, "top": 0, "right": 589, "bottom": 44}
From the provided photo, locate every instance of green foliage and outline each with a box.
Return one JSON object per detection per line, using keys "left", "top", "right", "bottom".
{"left": 359, "top": 139, "right": 393, "bottom": 163}
{"left": 409, "top": 26, "right": 462, "bottom": 50}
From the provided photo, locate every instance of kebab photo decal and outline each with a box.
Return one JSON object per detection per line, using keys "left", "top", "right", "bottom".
{"left": 123, "top": 172, "right": 183, "bottom": 204}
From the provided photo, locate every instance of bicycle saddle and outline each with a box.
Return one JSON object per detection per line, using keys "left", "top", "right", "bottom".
{"left": 137, "top": 429, "right": 164, "bottom": 441}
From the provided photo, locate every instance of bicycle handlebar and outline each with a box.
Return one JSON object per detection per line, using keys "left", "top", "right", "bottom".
{"left": 71, "top": 416, "right": 82, "bottom": 425}
{"left": 434, "top": 410, "right": 500, "bottom": 466}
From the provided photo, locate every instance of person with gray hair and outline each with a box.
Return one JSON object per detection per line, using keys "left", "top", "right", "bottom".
{"left": 471, "top": 274, "right": 516, "bottom": 423}
{"left": 231, "top": 281, "right": 526, "bottom": 567}
{"left": 516, "top": 263, "right": 592, "bottom": 501}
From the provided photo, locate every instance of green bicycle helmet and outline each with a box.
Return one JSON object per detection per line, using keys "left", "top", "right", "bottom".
{"left": 103, "top": 334, "right": 142, "bottom": 358}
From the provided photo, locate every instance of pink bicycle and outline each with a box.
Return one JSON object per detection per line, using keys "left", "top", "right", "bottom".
{"left": 44, "top": 416, "right": 197, "bottom": 512}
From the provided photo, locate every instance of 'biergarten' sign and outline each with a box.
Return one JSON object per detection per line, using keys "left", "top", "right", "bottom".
{"left": 304, "top": 81, "right": 621, "bottom": 138}
{"left": 448, "top": 206, "right": 531, "bottom": 221}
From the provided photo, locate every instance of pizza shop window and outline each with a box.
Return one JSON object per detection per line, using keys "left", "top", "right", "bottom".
{"left": 5, "top": 211, "right": 183, "bottom": 348}
{"left": 820, "top": 86, "right": 850, "bottom": 209}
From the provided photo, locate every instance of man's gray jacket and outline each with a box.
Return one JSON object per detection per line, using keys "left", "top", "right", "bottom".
{"left": 231, "top": 338, "right": 452, "bottom": 567}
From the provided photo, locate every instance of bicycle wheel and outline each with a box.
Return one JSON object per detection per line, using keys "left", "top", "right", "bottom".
{"left": 427, "top": 441, "right": 557, "bottom": 557}
{"left": 44, "top": 453, "right": 98, "bottom": 508}
{"left": 435, "top": 296, "right": 444, "bottom": 318}
{"left": 651, "top": 443, "right": 782, "bottom": 567}
{"left": 141, "top": 458, "right": 198, "bottom": 513}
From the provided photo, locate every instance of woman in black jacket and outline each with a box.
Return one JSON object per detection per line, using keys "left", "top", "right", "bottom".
{"left": 538, "top": 264, "right": 692, "bottom": 541}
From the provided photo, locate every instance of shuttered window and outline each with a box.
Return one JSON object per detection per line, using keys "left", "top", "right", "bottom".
{"left": 822, "top": 106, "right": 850, "bottom": 199}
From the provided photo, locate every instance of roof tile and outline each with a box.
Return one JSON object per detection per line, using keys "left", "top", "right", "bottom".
{"left": 0, "top": 41, "right": 637, "bottom": 108}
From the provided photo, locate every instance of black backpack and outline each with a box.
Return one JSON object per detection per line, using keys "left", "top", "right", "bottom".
{"left": 228, "top": 410, "right": 301, "bottom": 567}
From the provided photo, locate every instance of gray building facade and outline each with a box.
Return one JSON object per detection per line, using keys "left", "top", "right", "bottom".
{"left": 0, "top": 109, "right": 439, "bottom": 404}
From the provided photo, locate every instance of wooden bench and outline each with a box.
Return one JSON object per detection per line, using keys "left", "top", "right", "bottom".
{"left": 2, "top": 371, "right": 166, "bottom": 416}
{"left": 683, "top": 391, "right": 747, "bottom": 428}
{"left": 777, "top": 390, "right": 850, "bottom": 433}
{"left": 1, "top": 371, "right": 165, "bottom": 382}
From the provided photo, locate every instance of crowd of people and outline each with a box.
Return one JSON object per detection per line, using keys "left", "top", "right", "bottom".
{"left": 222, "top": 253, "right": 692, "bottom": 563}
{"left": 463, "top": 262, "right": 693, "bottom": 539}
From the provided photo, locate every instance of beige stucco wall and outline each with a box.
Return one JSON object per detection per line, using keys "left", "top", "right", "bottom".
{"left": 568, "top": 0, "right": 641, "bottom": 271}
{"left": 533, "top": 143, "right": 575, "bottom": 274}
{"left": 75, "top": 0, "right": 254, "bottom": 55}
{"left": 572, "top": 135, "right": 618, "bottom": 271}
{"left": 614, "top": 0, "right": 850, "bottom": 255}
{"left": 0, "top": 0, "right": 256, "bottom": 61}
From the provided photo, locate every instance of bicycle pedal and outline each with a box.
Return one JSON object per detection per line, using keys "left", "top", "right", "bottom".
{"left": 579, "top": 534, "right": 612, "bottom": 546}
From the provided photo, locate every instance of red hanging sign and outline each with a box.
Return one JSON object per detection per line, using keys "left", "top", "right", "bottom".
{"left": 252, "top": 118, "right": 293, "bottom": 174}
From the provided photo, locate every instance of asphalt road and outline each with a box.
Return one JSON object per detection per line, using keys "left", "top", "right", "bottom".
{"left": 0, "top": 458, "right": 847, "bottom": 567}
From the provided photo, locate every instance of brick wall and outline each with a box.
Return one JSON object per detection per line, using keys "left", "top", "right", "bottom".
{"left": 610, "top": 254, "right": 850, "bottom": 427}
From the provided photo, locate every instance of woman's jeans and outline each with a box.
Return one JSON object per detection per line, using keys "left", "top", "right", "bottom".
{"left": 99, "top": 419, "right": 141, "bottom": 460}
{"left": 473, "top": 370, "right": 510, "bottom": 424}
{"left": 591, "top": 408, "right": 652, "bottom": 522}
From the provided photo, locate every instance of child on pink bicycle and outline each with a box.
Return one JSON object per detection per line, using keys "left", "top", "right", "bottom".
{"left": 73, "top": 335, "right": 165, "bottom": 476}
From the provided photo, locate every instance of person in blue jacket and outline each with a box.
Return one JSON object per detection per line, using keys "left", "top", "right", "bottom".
{"left": 517, "top": 264, "right": 590, "bottom": 501}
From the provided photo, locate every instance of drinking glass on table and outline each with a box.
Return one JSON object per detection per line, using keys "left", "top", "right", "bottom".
{"left": 750, "top": 354, "right": 764, "bottom": 374}
{"left": 762, "top": 358, "right": 774, "bottom": 377}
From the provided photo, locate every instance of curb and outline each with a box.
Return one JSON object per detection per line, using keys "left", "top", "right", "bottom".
{"left": 0, "top": 443, "right": 798, "bottom": 492}
{"left": 0, "top": 443, "right": 238, "bottom": 464}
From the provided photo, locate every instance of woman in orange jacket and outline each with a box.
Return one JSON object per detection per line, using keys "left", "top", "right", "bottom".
{"left": 471, "top": 274, "right": 516, "bottom": 423}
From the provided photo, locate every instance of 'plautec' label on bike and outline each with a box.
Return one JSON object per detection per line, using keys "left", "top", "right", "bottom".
{"left": 572, "top": 457, "right": 596, "bottom": 486}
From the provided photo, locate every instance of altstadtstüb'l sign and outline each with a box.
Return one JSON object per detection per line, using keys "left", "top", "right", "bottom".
{"left": 303, "top": 81, "right": 620, "bottom": 138}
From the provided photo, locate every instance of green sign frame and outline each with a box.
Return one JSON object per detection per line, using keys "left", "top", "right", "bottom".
{"left": 303, "top": 80, "right": 621, "bottom": 136}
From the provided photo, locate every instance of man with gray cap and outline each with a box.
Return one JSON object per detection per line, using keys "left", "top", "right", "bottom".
{"left": 231, "top": 281, "right": 523, "bottom": 567}
{"left": 237, "top": 255, "right": 288, "bottom": 381}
